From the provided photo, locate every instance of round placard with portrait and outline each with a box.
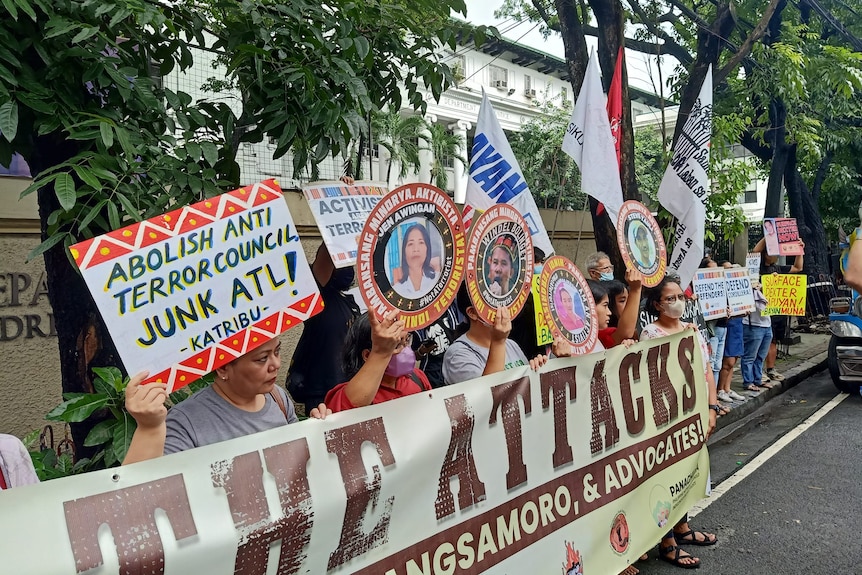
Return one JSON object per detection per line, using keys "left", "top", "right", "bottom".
{"left": 538, "top": 255, "right": 598, "bottom": 353}
{"left": 616, "top": 200, "right": 667, "bottom": 287}
{"left": 357, "top": 183, "right": 465, "bottom": 330}
{"left": 464, "top": 205, "right": 533, "bottom": 324}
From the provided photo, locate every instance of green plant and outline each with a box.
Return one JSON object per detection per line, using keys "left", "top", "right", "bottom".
{"left": 23, "top": 428, "right": 103, "bottom": 481}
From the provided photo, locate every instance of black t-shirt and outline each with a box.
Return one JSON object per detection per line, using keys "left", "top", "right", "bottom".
{"left": 509, "top": 293, "right": 546, "bottom": 360}
{"left": 413, "top": 307, "right": 464, "bottom": 388}
{"left": 286, "top": 279, "right": 360, "bottom": 403}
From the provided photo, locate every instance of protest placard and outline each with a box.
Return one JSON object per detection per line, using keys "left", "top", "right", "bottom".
{"left": 746, "top": 252, "right": 761, "bottom": 280}
{"left": 762, "top": 274, "right": 807, "bottom": 316}
{"left": 357, "top": 183, "right": 465, "bottom": 330}
{"left": 538, "top": 255, "right": 598, "bottom": 353}
{"left": 0, "top": 332, "right": 709, "bottom": 575}
{"left": 764, "top": 218, "right": 803, "bottom": 256}
{"left": 69, "top": 180, "right": 321, "bottom": 391}
{"left": 302, "top": 181, "right": 387, "bottom": 267}
{"left": 617, "top": 201, "right": 667, "bottom": 287}
{"left": 531, "top": 277, "right": 554, "bottom": 346}
{"left": 724, "top": 268, "right": 755, "bottom": 316}
{"left": 692, "top": 268, "right": 727, "bottom": 320}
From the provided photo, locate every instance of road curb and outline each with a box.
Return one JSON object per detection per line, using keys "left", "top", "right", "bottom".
{"left": 714, "top": 351, "right": 829, "bottom": 431}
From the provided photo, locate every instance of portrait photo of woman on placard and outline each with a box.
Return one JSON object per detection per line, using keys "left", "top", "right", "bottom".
{"left": 554, "top": 282, "right": 586, "bottom": 332}
{"left": 385, "top": 218, "right": 442, "bottom": 299}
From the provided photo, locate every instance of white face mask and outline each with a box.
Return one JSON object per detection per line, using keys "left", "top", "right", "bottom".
{"left": 663, "top": 299, "right": 686, "bottom": 319}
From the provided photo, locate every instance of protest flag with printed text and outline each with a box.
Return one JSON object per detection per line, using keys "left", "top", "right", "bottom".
{"left": 657, "top": 66, "right": 713, "bottom": 288}
{"left": 463, "top": 92, "right": 554, "bottom": 256}
{"left": 561, "top": 49, "right": 623, "bottom": 227}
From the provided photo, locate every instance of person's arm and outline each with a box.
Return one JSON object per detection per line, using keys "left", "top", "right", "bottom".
{"left": 752, "top": 237, "right": 766, "bottom": 254}
{"left": 311, "top": 242, "right": 335, "bottom": 287}
{"left": 789, "top": 239, "right": 805, "bottom": 273}
{"left": 705, "top": 363, "right": 718, "bottom": 439}
{"left": 484, "top": 306, "right": 511, "bottom": 376}
{"left": 341, "top": 311, "right": 404, "bottom": 408}
{"left": 613, "top": 268, "right": 643, "bottom": 344}
{"left": 845, "top": 236, "right": 862, "bottom": 291}
{"left": 122, "top": 372, "right": 168, "bottom": 465}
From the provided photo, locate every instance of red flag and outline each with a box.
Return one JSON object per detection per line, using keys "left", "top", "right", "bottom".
{"left": 606, "top": 46, "right": 624, "bottom": 170}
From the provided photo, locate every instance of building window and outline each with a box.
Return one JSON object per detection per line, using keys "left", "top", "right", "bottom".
{"left": 451, "top": 54, "right": 466, "bottom": 84}
{"left": 743, "top": 189, "right": 757, "bottom": 204}
{"left": 489, "top": 64, "right": 508, "bottom": 88}
{"left": 560, "top": 86, "right": 569, "bottom": 107}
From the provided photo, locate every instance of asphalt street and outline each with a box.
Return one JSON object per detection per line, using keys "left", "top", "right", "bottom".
{"left": 636, "top": 370, "right": 862, "bottom": 575}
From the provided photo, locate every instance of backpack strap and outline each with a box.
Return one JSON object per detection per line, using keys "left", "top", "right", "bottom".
{"left": 269, "top": 389, "right": 289, "bottom": 421}
{"left": 407, "top": 370, "right": 431, "bottom": 392}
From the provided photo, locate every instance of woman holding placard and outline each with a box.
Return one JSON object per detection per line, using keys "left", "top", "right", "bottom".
{"left": 123, "top": 338, "right": 330, "bottom": 464}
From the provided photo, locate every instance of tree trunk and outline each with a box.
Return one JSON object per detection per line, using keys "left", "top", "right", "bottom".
{"left": 784, "top": 145, "right": 830, "bottom": 277}
{"left": 30, "top": 135, "right": 122, "bottom": 459}
{"left": 763, "top": 99, "right": 789, "bottom": 218}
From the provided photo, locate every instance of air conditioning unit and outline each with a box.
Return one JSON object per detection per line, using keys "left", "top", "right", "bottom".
{"left": 525, "top": 88, "right": 537, "bottom": 98}
{"left": 493, "top": 80, "right": 508, "bottom": 89}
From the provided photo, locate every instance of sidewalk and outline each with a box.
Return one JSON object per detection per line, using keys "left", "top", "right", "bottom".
{"left": 714, "top": 331, "right": 830, "bottom": 430}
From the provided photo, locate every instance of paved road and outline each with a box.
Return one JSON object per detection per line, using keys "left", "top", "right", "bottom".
{"left": 637, "top": 370, "right": 862, "bottom": 575}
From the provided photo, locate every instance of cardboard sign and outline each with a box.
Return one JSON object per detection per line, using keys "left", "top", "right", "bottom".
{"left": 724, "top": 268, "right": 755, "bottom": 316}
{"left": 532, "top": 276, "right": 554, "bottom": 346}
{"left": 746, "top": 252, "right": 761, "bottom": 281}
{"left": 465, "top": 204, "right": 534, "bottom": 323}
{"left": 357, "top": 183, "right": 465, "bottom": 330}
{"left": 692, "top": 268, "right": 727, "bottom": 320}
{"left": 762, "top": 273, "right": 807, "bottom": 316}
{"left": 616, "top": 201, "right": 667, "bottom": 287}
{"left": 69, "top": 180, "right": 322, "bottom": 391}
{"left": 302, "top": 181, "right": 387, "bottom": 267}
{"left": 764, "top": 218, "right": 803, "bottom": 256}
{"left": 0, "top": 333, "right": 709, "bottom": 575}
{"left": 538, "top": 255, "right": 598, "bottom": 353}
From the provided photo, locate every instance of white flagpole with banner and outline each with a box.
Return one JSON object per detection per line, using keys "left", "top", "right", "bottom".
{"left": 657, "top": 66, "right": 714, "bottom": 288}
{"left": 462, "top": 92, "right": 554, "bottom": 256}
{"left": 561, "top": 49, "right": 624, "bottom": 227}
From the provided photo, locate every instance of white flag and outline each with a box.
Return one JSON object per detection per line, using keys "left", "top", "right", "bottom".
{"left": 463, "top": 92, "right": 554, "bottom": 256}
{"left": 657, "top": 66, "right": 713, "bottom": 288}
{"left": 561, "top": 49, "right": 624, "bottom": 227}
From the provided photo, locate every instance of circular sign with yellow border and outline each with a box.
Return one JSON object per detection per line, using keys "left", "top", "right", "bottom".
{"left": 616, "top": 200, "right": 667, "bottom": 287}
{"left": 464, "top": 205, "right": 533, "bottom": 323}
{"left": 357, "top": 183, "right": 465, "bottom": 330}
{"left": 539, "top": 255, "right": 598, "bottom": 353}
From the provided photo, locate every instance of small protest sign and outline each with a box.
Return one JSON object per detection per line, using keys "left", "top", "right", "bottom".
{"left": 692, "top": 268, "right": 727, "bottom": 320}
{"left": 762, "top": 274, "right": 807, "bottom": 316}
{"left": 531, "top": 277, "right": 554, "bottom": 346}
{"left": 302, "top": 181, "right": 387, "bottom": 267}
{"left": 357, "top": 183, "right": 465, "bottom": 330}
{"left": 465, "top": 204, "right": 533, "bottom": 323}
{"left": 638, "top": 298, "right": 709, "bottom": 343}
{"left": 764, "top": 218, "right": 804, "bottom": 256}
{"left": 746, "top": 252, "right": 761, "bottom": 281}
{"left": 616, "top": 201, "right": 667, "bottom": 287}
{"left": 70, "top": 180, "right": 322, "bottom": 391}
{"left": 538, "top": 255, "right": 598, "bottom": 353}
{"left": 724, "top": 267, "right": 755, "bottom": 316}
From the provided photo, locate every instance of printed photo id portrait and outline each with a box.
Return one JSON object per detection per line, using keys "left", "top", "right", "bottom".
{"left": 539, "top": 255, "right": 598, "bottom": 353}
{"left": 483, "top": 234, "right": 519, "bottom": 298}
{"left": 385, "top": 219, "right": 443, "bottom": 300}
{"left": 617, "top": 201, "right": 667, "bottom": 288}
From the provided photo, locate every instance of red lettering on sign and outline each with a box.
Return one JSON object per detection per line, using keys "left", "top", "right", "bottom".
{"left": 619, "top": 351, "right": 646, "bottom": 436}
{"left": 540, "top": 365, "right": 577, "bottom": 468}
{"left": 489, "top": 376, "right": 532, "bottom": 489}
{"left": 589, "top": 359, "right": 620, "bottom": 454}
{"left": 436, "top": 394, "right": 487, "bottom": 520}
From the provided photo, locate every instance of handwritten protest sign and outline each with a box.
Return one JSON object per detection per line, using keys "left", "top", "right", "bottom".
{"left": 762, "top": 273, "right": 807, "bottom": 316}
{"left": 746, "top": 252, "right": 761, "bottom": 280}
{"left": 302, "top": 181, "right": 386, "bottom": 267}
{"left": 617, "top": 201, "right": 667, "bottom": 287}
{"left": 724, "top": 267, "right": 755, "bottom": 316}
{"left": 532, "top": 277, "right": 554, "bottom": 346}
{"left": 0, "top": 332, "right": 709, "bottom": 575}
{"left": 692, "top": 268, "right": 727, "bottom": 320}
{"left": 357, "top": 183, "right": 465, "bottom": 330}
{"left": 764, "top": 218, "right": 803, "bottom": 256}
{"left": 70, "top": 180, "right": 322, "bottom": 391}
{"left": 538, "top": 255, "right": 597, "bottom": 353}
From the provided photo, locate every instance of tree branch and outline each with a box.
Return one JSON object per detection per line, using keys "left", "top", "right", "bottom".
{"left": 715, "top": 0, "right": 782, "bottom": 84}
{"left": 581, "top": 24, "right": 693, "bottom": 64}
{"left": 624, "top": 0, "right": 694, "bottom": 65}
{"left": 801, "top": 0, "right": 862, "bottom": 52}
{"left": 531, "top": 0, "right": 561, "bottom": 33}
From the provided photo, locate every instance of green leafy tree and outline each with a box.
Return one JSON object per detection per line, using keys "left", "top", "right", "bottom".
{"left": 372, "top": 109, "right": 428, "bottom": 184}
{"left": 426, "top": 122, "right": 466, "bottom": 191}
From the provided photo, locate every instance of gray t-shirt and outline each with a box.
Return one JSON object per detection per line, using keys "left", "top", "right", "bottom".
{"left": 164, "top": 385, "right": 298, "bottom": 455}
{"left": 443, "top": 334, "right": 529, "bottom": 385}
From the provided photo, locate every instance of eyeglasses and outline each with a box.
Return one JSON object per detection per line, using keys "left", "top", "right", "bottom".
{"left": 663, "top": 295, "right": 686, "bottom": 304}
{"left": 597, "top": 265, "right": 614, "bottom": 273}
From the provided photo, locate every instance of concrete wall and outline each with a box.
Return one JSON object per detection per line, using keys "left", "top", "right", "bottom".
{"left": 0, "top": 181, "right": 596, "bottom": 440}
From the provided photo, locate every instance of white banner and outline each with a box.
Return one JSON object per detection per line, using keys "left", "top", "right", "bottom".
{"left": 562, "top": 49, "right": 624, "bottom": 227}
{"left": 0, "top": 334, "right": 710, "bottom": 575}
{"left": 658, "top": 67, "right": 713, "bottom": 289}
{"left": 725, "top": 268, "right": 755, "bottom": 316}
{"left": 463, "top": 92, "right": 554, "bottom": 257}
{"left": 692, "top": 268, "right": 728, "bottom": 320}
{"left": 302, "top": 181, "right": 387, "bottom": 268}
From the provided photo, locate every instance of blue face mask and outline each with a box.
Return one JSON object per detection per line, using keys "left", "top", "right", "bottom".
{"left": 599, "top": 272, "right": 614, "bottom": 281}
{"left": 533, "top": 265, "right": 543, "bottom": 275}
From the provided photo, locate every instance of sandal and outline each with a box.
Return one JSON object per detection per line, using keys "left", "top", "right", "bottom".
{"left": 716, "top": 405, "right": 731, "bottom": 416}
{"left": 658, "top": 544, "right": 700, "bottom": 569}
{"left": 675, "top": 529, "right": 717, "bottom": 546}
{"left": 760, "top": 381, "right": 776, "bottom": 389}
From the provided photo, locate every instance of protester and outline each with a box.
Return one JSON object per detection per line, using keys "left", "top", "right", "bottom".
{"left": 586, "top": 251, "right": 614, "bottom": 281}
{"left": 0, "top": 434, "right": 39, "bottom": 489}
{"left": 699, "top": 259, "right": 729, "bottom": 392}
{"left": 713, "top": 262, "right": 745, "bottom": 406}
{"left": 843, "top": 200, "right": 862, "bottom": 291}
{"left": 395, "top": 223, "right": 438, "bottom": 298}
{"left": 412, "top": 306, "right": 466, "bottom": 388}
{"left": 510, "top": 247, "right": 548, "bottom": 360}
{"left": 443, "top": 284, "right": 554, "bottom": 385}
{"left": 325, "top": 311, "right": 431, "bottom": 411}
{"left": 286, "top": 242, "right": 361, "bottom": 414}
{"left": 741, "top": 280, "right": 773, "bottom": 393}
{"left": 753, "top": 236, "right": 805, "bottom": 383}
{"left": 640, "top": 276, "right": 719, "bottom": 569}
{"left": 123, "top": 337, "right": 330, "bottom": 464}
{"left": 602, "top": 268, "right": 644, "bottom": 345}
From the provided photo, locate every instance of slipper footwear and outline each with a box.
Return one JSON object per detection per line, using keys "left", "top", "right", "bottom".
{"left": 658, "top": 545, "right": 700, "bottom": 569}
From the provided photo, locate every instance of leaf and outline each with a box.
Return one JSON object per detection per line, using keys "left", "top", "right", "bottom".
{"left": 84, "top": 419, "right": 115, "bottom": 447}
{"left": 0, "top": 101, "right": 18, "bottom": 142}
{"left": 26, "top": 231, "right": 67, "bottom": 262}
{"left": 200, "top": 141, "right": 218, "bottom": 167}
{"left": 44, "top": 17, "right": 78, "bottom": 39}
{"left": 107, "top": 200, "right": 120, "bottom": 230}
{"left": 114, "top": 192, "right": 140, "bottom": 220}
{"left": 92, "top": 366, "right": 125, "bottom": 392}
{"left": 45, "top": 394, "right": 110, "bottom": 422}
{"left": 71, "top": 26, "right": 99, "bottom": 44}
{"left": 111, "top": 412, "right": 136, "bottom": 464}
{"left": 78, "top": 198, "right": 108, "bottom": 230}
{"left": 54, "top": 173, "right": 76, "bottom": 211}
{"left": 185, "top": 141, "right": 201, "bottom": 161}
{"left": 99, "top": 122, "right": 114, "bottom": 149}
{"left": 73, "top": 164, "right": 102, "bottom": 190}
{"left": 12, "top": 0, "right": 36, "bottom": 20}
{"left": 1, "top": 0, "right": 17, "bottom": 21}
{"left": 353, "top": 36, "right": 370, "bottom": 60}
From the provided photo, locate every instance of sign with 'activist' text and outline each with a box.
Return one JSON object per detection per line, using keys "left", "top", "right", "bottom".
{"left": 70, "top": 180, "right": 322, "bottom": 391}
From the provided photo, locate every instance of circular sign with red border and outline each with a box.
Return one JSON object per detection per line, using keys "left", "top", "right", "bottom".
{"left": 465, "top": 205, "right": 533, "bottom": 323}
{"left": 538, "top": 255, "right": 598, "bottom": 353}
{"left": 616, "top": 200, "right": 667, "bottom": 287}
{"left": 357, "top": 183, "right": 465, "bottom": 330}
